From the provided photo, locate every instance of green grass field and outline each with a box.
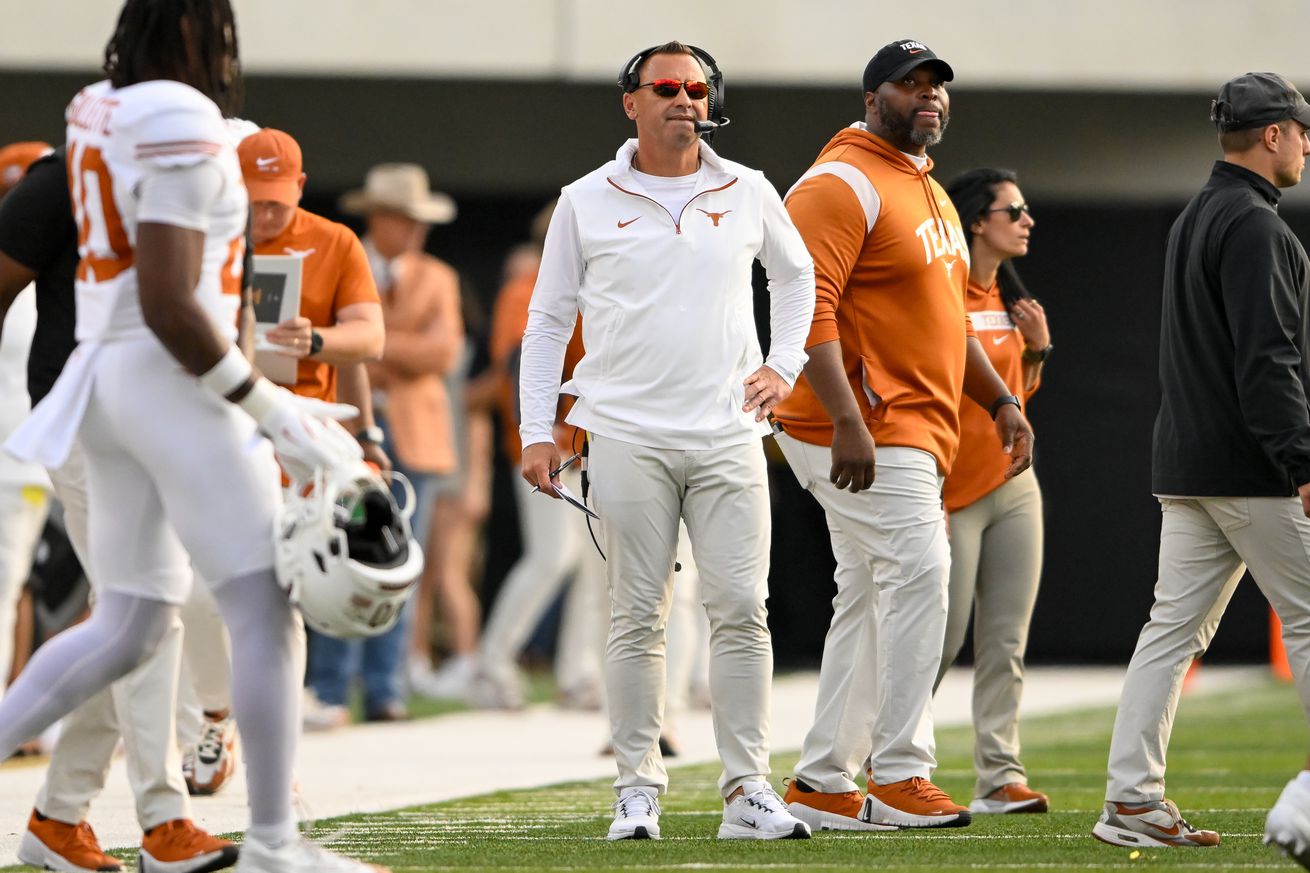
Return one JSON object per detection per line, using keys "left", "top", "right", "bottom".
{"left": 6, "top": 678, "right": 1308, "bottom": 872}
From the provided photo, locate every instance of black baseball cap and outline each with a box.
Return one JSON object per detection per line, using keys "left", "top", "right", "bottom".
{"left": 1211, "top": 72, "right": 1310, "bottom": 131}
{"left": 862, "top": 39, "right": 954, "bottom": 93}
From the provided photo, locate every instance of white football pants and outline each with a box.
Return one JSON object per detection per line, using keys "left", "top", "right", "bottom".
{"left": 36, "top": 440, "right": 191, "bottom": 829}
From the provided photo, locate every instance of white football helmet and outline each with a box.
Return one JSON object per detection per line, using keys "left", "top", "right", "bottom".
{"left": 275, "top": 460, "right": 423, "bottom": 638}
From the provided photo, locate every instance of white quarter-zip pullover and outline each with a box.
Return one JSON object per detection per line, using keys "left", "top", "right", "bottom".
{"left": 519, "top": 138, "right": 815, "bottom": 450}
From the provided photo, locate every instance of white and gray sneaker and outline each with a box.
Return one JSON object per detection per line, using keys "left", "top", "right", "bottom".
{"left": 608, "top": 787, "right": 661, "bottom": 840}
{"left": 235, "top": 835, "right": 389, "bottom": 872}
{"left": 719, "top": 781, "right": 812, "bottom": 840}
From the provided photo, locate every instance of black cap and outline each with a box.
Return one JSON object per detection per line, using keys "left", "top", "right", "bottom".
{"left": 862, "top": 39, "right": 954, "bottom": 93}
{"left": 1211, "top": 72, "right": 1310, "bottom": 131}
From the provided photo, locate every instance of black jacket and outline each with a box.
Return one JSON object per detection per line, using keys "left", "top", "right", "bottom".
{"left": 1153, "top": 161, "right": 1310, "bottom": 496}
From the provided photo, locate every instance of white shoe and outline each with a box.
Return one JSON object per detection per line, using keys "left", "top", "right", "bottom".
{"left": 235, "top": 835, "right": 387, "bottom": 872}
{"left": 302, "top": 689, "right": 351, "bottom": 732}
{"left": 608, "top": 787, "right": 660, "bottom": 840}
{"left": 410, "top": 654, "right": 476, "bottom": 700}
{"left": 1267, "top": 775, "right": 1310, "bottom": 868}
{"left": 465, "top": 665, "right": 526, "bottom": 710}
{"left": 719, "top": 781, "right": 812, "bottom": 840}
{"left": 186, "top": 712, "right": 239, "bottom": 795}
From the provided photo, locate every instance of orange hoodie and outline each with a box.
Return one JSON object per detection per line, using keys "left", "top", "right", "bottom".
{"left": 773, "top": 126, "right": 972, "bottom": 474}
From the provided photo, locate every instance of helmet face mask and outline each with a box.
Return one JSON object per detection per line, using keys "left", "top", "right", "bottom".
{"left": 276, "top": 462, "right": 424, "bottom": 639}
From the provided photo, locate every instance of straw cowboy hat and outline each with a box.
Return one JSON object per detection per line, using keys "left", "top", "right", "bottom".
{"left": 339, "top": 163, "right": 456, "bottom": 224}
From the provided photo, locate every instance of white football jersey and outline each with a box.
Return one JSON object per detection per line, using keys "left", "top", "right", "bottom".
{"left": 64, "top": 79, "right": 248, "bottom": 344}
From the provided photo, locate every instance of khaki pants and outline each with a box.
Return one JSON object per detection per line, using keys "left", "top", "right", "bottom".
{"left": 38, "top": 442, "right": 190, "bottom": 830}
{"left": 778, "top": 434, "right": 949, "bottom": 791}
{"left": 1106, "top": 495, "right": 1310, "bottom": 802}
{"left": 589, "top": 434, "right": 773, "bottom": 798}
{"left": 935, "top": 471, "right": 1043, "bottom": 798}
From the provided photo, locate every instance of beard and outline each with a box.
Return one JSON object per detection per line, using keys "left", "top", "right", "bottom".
{"left": 877, "top": 93, "right": 949, "bottom": 148}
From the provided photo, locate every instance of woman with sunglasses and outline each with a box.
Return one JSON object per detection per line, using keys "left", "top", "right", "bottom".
{"left": 934, "top": 167, "right": 1051, "bottom": 815}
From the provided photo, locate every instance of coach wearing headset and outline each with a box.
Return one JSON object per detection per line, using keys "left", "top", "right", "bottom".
{"left": 519, "top": 41, "right": 816, "bottom": 842}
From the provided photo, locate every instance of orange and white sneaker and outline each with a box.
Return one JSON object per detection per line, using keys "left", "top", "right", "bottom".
{"left": 17, "top": 809, "right": 123, "bottom": 872}
{"left": 971, "top": 782, "right": 1050, "bottom": 814}
{"left": 140, "top": 819, "right": 239, "bottom": 872}
{"left": 187, "top": 711, "right": 239, "bottom": 796}
{"left": 861, "top": 777, "right": 972, "bottom": 828}
{"left": 1092, "top": 799, "right": 1219, "bottom": 848}
{"left": 783, "top": 777, "right": 894, "bottom": 832}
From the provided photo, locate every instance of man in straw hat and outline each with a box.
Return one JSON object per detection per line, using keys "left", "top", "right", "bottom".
{"left": 300, "top": 163, "right": 464, "bottom": 726}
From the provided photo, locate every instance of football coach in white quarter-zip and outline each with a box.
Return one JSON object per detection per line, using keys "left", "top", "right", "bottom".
{"left": 518, "top": 41, "right": 816, "bottom": 841}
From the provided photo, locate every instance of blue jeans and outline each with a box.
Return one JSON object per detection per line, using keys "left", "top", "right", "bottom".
{"left": 303, "top": 412, "right": 437, "bottom": 713}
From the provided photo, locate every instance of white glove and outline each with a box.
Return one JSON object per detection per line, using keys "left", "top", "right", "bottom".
{"left": 198, "top": 346, "right": 362, "bottom": 482}
{"left": 241, "top": 380, "right": 362, "bottom": 483}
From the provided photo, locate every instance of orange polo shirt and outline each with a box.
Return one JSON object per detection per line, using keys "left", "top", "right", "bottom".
{"left": 254, "top": 208, "right": 379, "bottom": 402}
{"left": 490, "top": 270, "right": 584, "bottom": 465}
{"left": 773, "top": 127, "right": 973, "bottom": 475}
{"left": 943, "top": 280, "right": 1040, "bottom": 512}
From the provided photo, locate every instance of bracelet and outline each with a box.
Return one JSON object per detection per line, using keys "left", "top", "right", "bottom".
{"left": 989, "top": 394, "right": 1021, "bottom": 420}
{"left": 309, "top": 330, "right": 324, "bottom": 356}
{"left": 1022, "top": 343, "right": 1053, "bottom": 363}
{"left": 199, "top": 346, "right": 253, "bottom": 397}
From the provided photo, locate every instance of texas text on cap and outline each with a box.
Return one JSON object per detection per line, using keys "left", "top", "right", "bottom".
{"left": 1211, "top": 72, "right": 1310, "bottom": 131}
{"left": 863, "top": 39, "right": 955, "bottom": 93}
{"left": 237, "top": 128, "right": 304, "bottom": 206}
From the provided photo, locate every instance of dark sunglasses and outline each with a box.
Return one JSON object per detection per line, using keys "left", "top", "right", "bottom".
{"left": 637, "top": 78, "right": 710, "bottom": 100}
{"left": 986, "top": 201, "right": 1031, "bottom": 222}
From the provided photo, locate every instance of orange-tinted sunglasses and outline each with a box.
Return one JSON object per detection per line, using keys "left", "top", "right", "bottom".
{"left": 637, "top": 78, "right": 710, "bottom": 100}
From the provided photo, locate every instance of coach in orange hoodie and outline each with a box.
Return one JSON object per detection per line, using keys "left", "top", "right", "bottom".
{"left": 773, "top": 39, "right": 1033, "bottom": 832}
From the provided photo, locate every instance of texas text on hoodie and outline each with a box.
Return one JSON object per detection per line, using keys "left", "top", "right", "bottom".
{"left": 773, "top": 123, "right": 972, "bottom": 475}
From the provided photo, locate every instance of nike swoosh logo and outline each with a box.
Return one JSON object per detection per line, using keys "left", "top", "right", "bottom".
{"left": 617, "top": 217, "right": 641, "bottom": 228}
{"left": 1146, "top": 821, "right": 1182, "bottom": 838}
{"left": 992, "top": 334, "right": 1008, "bottom": 345}
{"left": 741, "top": 817, "right": 757, "bottom": 828}
{"left": 255, "top": 156, "right": 277, "bottom": 168}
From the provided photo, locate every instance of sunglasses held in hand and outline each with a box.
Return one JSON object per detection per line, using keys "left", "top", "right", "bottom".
{"left": 637, "top": 78, "right": 711, "bottom": 100}
{"left": 986, "top": 201, "right": 1031, "bottom": 222}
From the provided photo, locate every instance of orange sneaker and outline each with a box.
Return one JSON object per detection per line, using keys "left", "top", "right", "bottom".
{"left": 783, "top": 777, "right": 894, "bottom": 831}
{"left": 862, "top": 777, "right": 972, "bottom": 828}
{"left": 971, "top": 782, "right": 1049, "bottom": 814}
{"left": 139, "top": 819, "right": 239, "bottom": 873}
{"left": 17, "top": 809, "right": 123, "bottom": 872}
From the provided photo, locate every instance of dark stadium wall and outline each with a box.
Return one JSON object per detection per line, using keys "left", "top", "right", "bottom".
{"left": 0, "top": 70, "right": 1292, "bottom": 665}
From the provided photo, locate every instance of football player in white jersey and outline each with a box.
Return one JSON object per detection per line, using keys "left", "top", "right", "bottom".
{"left": 0, "top": 2, "right": 387, "bottom": 871}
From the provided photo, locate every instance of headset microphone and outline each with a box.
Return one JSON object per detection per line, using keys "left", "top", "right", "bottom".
{"left": 694, "top": 116, "right": 731, "bottom": 135}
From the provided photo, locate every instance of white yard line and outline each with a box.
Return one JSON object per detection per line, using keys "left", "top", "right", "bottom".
{"left": 0, "top": 665, "right": 1262, "bottom": 862}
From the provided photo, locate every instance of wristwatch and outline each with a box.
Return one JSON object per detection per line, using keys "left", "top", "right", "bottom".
{"left": 356, "top": 426, "right": 385, "bottom": 445}
{"left": 308, "top": 330, "right": 324, "bottom": 356}
{"left": 1021, "top": 343, "right": 1053, "bottom": 363}
{"left": 989, "top": 394, "right": 1021, "bottom": 420}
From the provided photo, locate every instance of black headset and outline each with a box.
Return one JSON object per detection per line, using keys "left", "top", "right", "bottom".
{"left": 617, "top": 44, "right": 729, "bottom": 139}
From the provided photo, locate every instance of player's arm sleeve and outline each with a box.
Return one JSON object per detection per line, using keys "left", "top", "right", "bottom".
{"left": 756, "top": 176, "right": 815, "bottom": 386}
{"left": 136, "top": 161, "right": 225, "bottom": 232}
{"left": 519, "top": 190, "right": 583, "bottom": 448}
{"left": 784, "top": 170, "right": 873, "bottom": 349}
{"left": 1221, "top": 212, "right": 1310, "bottom": 487}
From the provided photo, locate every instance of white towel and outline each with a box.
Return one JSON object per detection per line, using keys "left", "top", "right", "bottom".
{"left": 5, "top": 341, "right": 100, "bottom": 469}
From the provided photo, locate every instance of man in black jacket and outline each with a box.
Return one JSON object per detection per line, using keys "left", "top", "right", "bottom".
{"left": 1092, "top": 72, "right": 1310, "bottom": 852}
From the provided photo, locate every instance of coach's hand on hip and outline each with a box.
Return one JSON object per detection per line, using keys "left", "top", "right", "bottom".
{"left": 523, "top": 441, "right": 562, "bottom": 498}
{"left": 742, "top": 365, "right": 790, "bottom": 423}
{"left": 995, "top": 405, "right": 1035, "bottom": 479}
